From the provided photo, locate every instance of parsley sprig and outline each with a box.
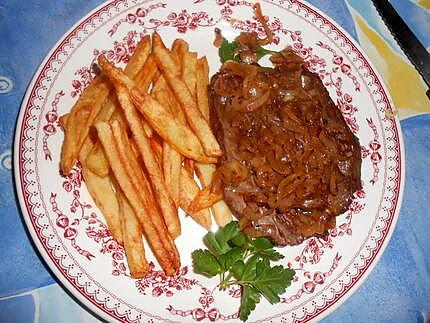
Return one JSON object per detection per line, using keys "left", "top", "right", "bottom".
{"left": 218, "top": 38, "right": 278, "bottom": 63}
{"left": 191, "top": 221, "right": 295, "bottom": 321}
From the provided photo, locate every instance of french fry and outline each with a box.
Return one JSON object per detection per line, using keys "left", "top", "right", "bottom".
{"left": 130, "top": 140, "right": 141, "bottom": 162}
{"left": 78, "top": 134, "right": 94, "bottom": 163}
{"left": 81, "top": 167, "right": 123, "bottom": 245}
{"left": 210, "top": 200, "right": 232, "bottom": 227}
{"left": 94, "top": 92, "right": 121, "bottom": 126}
{"left": 153, "top": 42, "right": 222, "bottom": 157}
{"left": 110, "top": 120, "right": 180, "bottom": 269}
{"left": 182, "top": 51, "right": 197, "bottom": 98}
{"left": 171, "top": 38, "right": 189, "bottom": 61}
{"left": 60, "top": 74, "right": 111, "bottom": 175}
{"left": 152, "top": 33, "right": 180, "bottom": 72}
{"left": 124, "top": 35, "right": 151, "bottom": 79}
{"left": 59, "top": 113, "right": 69, "bottom": 130}
{"left": 79, "top": 132, "right": 123, "bottom": 243}
{"left": 94, "top": 36, "right": 152, "bottom": 129}
{"left": 78, "top": 92, "right": 118, "bottom": 173}
{"left": 183, "top": 158, "right": 195, "bottom": 176}
{"left": 84, "top": 104, "right": 128, "bottom": 176}
{"left": 117, "top": 189, "right": 149, "bottom": 278}
{"left": 134, "top": 53, "right": 160, "bottom": 104}
{"left": 194, "top": 163, "right": 216, "bottom": 187}
{"left": 162, "top": 143, "right": 182, "bottom": 205}
{"left": 179, "top": 167, "right": 212, "bottom": 230}
{"left": 152, "top": 34, "right": 181, "bottom": 75}
{"left": 99, "top": 56, "right": 156, "bottom": 142}
{"left": 85, "top": 143, "right": 110, "bottom": 177}
{"left": 129, "top": 51, "right": 157, "bottom": 138}
{"left": 196, "top": 56, "right": 210, "bottom": 122}
{"left": 95, "top": 121, "right": 179, "bottom": 275}
{"left": 94, "top": 36, "right": 153, "bottom": 124}
{"left": 150, "top": 137, "right": 163, "bottom": 164}
{"left": 195, "top": 163, "right": 232, "bottom": 227}
{"left": 132, "top": 90, "right": 217, "bottom": 163}
{"left": 155, "top": 36, "right": 227, "bottom": 225}
{"left": 141, "top": 120, "right": 154, "bottom": 138}
{"left": 67, "top": 33, "right": 149, "bottom": 173}
{"left": 162, "top": 68, "right": 222, "bottom": 157}
{"left": 151, "top": 75, "right": 169, "bottom": 99}
{"left": 164, "top": 47, "right": 199, "bottom": 197}
{"left": 152, "top": 73, "right": 187, "bottom": 134}
{"left": 150, "top": 74, "right": 183, "bottom": 205}
{"left": 110, "top": 106, "right": 129, "bottom": 130}
{"left": 81, "top": 37, "right": 153, "bottom": 173}
{"left": 63, "top": 34, "right": 239, "bottom": 277}
{"left": 193, "top": 55, "right": 232, "bottom": 226}
{"left": 169, "top": 42, "right": 189, "bottom": 125}
{"left": 98, "top": 54, "right": 216, "bottom": 163}
{"left": 188, "top": 177, "right": 223, "bottom": 214}
{"left": 152, "top": 76, "right": 186, "bottom": 124}
{"left": 115, "top": 84, "right": 181, "bottom": 239}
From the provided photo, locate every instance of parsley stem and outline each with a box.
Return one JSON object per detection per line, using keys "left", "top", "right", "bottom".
{"left": 220, "top": 280, "right": 243, "bottom": 288}
{"left": 224, "top": 272, "right": 233, "bottom": 282}
{"left": 219, "top": 272, "right": 230, "bottom": 291}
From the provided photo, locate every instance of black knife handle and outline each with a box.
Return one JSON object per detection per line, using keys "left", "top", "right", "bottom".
{"left": 372, "top": 0, "right": 430, "bottom": 99}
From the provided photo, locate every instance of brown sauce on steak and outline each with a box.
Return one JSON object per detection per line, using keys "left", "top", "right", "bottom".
{"left": 209, "top": 44, "right": 361, "bottom": 246}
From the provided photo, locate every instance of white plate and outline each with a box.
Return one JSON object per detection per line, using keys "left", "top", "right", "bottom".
{"left": 14, "top": 0, "right": 404, "bottom": 322}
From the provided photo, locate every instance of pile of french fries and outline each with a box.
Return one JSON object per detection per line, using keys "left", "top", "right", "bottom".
{"left": 59, "top": 33, "right": 232, "bottom": 278}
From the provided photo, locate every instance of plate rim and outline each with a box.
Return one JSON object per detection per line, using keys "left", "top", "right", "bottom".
{"left": 13, "top": 0, "right": 405, "bottom": 322}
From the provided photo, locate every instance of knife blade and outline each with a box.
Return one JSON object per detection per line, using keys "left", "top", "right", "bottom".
{"left": 372, "top": 0, "right": 430, "bottom": 98}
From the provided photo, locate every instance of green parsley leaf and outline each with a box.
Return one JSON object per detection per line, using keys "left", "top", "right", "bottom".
{"left": 240, "top": 286, "right": 261, "bottom": 321}
{"left": 191, "top": 249, "right": 222, "bottom": 277}
{"left": 203, "top": 232, "right": 227, "bottom": 256}
{"left": 219, "top": 38, "right": 239, "bottom": 63}
{"left": 251, "top": 237, "right": 274, "bottom": 250}
{"left": 230, "top": 232, "right": 248, "bottom": 247}
{"left": 241, "top": 255, "right": 259, "bottom": 282}
{"left": 215, "top": 221, "right": 241, "bottom": 247}
{"left": 252, "top": 237, "right": 284, "bottom": 261}
{"left": 218, "top": 247, "right": 243, "bottom": 271}
{"left": 255, "top": 259, "right": 269, "bottom": 276}
{"left": 218, "top": 38, "right": 278, "bottom": 64}
{"left": 252, "top": 265, "right": 295, "bottom": 304}
{"left": 255, "top": 46, "right": 278, "bottom": 60}
{"left": 203, "top": 221, "right": 240, "bottom": 256}
{"left": 231, "top": 260, "right": 245, "bottom": 280}
{"left": 192, "top": 221, "right": 295, "bottom": 321}
{"left": 255, "top": 248, "right": 284, "bottom": 261}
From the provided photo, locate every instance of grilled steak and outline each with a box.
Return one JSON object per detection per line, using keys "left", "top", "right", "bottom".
{"left": 209, "top": 46, "right": 361, "bottom": 246}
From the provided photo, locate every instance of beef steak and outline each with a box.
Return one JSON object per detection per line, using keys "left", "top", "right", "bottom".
{"left": 209, "top": 49, "right": 361, "bottom": 246}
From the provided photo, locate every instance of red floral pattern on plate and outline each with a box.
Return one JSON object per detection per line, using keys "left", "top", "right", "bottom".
{"left": 51, "top": 166, "right": 95, "bottom": 260}
{"left": 42, "top": 90, "right": 64, "bottom": 161}
{"left": 136, "top": 264, "right": 198, "bottom": 297}
{"left": 362, "top": 118, "right": 382, "bottom": 185}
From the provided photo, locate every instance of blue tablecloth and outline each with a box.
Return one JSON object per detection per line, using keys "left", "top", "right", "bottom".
{"left": 1, "top": 0, "right": 429, "bottom": 322}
